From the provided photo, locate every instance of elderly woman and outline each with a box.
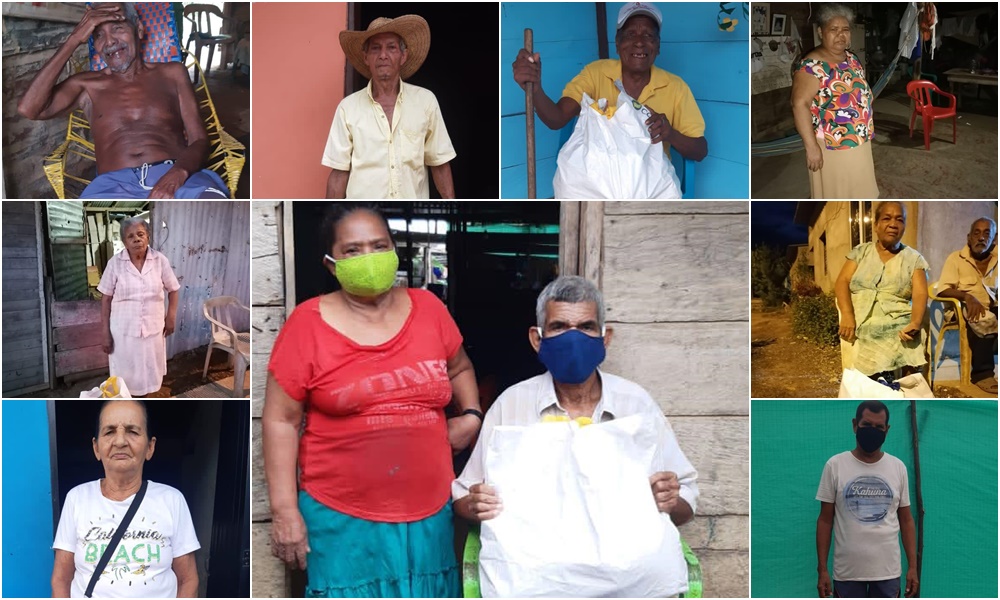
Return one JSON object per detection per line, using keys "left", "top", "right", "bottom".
{"left": 52, "top": 400, "right": 199, "bottom": 597}
{"left": 263, "top": 204, "right": 482, "bottom": 597}
{"left": 97, "top": 217, "right": 180, "bottom": 396}
{"left": 835, "top": 202, "right": 928, "bottom": 378}
{"left": 791, "top": 3, "right": 878, "bottom": 199}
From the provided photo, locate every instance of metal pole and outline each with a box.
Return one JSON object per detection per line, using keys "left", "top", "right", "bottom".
{"left": 524, "top": 28, "right": 537, "bottom": 199}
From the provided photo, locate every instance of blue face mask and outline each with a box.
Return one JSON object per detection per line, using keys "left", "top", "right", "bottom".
{"left": 536, "top": 328, "right": 607, "bottom": 384}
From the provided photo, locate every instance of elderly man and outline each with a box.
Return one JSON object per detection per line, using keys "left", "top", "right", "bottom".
{"left": 936, "top": 217, "right": 998, "bottom": 394}
{"left": 453, "top": 275, "right": 697, "bottom": 527}
{"left": 512, "top": 2, "right": 708, "bottom": 162}
{"left": 816, "top": 401, "right": 918, "bottom": 598}
{"left": 17, "top": 3, "right": 229, "bottom": 199}
{"left": 324, "top": 15, "right": 456, "bottom": 199}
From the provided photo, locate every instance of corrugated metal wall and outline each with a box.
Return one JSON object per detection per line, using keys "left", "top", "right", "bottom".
{"left": 2, "top": 202, "right": 50, "bottom": 394}
{"left": 150, "top": 201, "right": 251, "bottom": 359}
{"left": 46, "top": 201, "right": 89, "bottom": 301}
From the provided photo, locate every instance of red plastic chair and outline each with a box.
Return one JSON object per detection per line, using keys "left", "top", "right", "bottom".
{"left": 906, "top": 80, "right": 957, "bottom": 150}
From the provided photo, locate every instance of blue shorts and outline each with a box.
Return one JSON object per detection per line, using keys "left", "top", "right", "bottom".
{"left": 80, "top": 160, "right": 230, "bottom": 199}
{"left": 834, "top": 578, "right": 901, "bottom": 598}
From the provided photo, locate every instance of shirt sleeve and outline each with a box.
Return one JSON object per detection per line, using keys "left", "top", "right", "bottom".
{"left": 419, "top": 290, "right": 463, "bottom": 359}
{"left": 797, "top": 59, "right": 829, "bottom": 83}
{"left": 96, "top": 258, "right": 118, "bottom": 296}
{"left": 423, "top": 93, "right": 457, "bottom": 167}
{"left": 321, "top": 104, "right": 353, "bottom": 171}
{"left": 913, "top": 250, "right": 930, "bottom": 272}
{"left": 52, "top": 487, "right": 78, "bottom": 552}
{"left": 452, "top": 392, "right": 504, "bottom": 501}
{"left": 668, "top": 78, "right": 706, "bottom": 139}
{"left": 170, "top": 489, "right": 201, "bottom": 557}
{"left": 652, "top": 411, "right": 699, "bottom": 514}
{"left": 846, "top": 243, "right": 865, "bottom": 263}
{"left": 816, "top": 458, "right": 837, "bottom": 503}
{"left": 561, "top": 62, "right": 598, "bottom": 104}
{"left": 898, "top": 461, "right": 911, "bottom": 508}
{"left": 267, "top": 304, "right": 315, "bottom": 402}
{"left": 937, "top": 253, "right": 960, "bottom": 290}
{"left": 160, "top": 254, "right": 180, "bottom": 293}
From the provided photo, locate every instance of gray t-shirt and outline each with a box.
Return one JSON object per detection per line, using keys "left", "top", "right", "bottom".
{"left": 816, "top": 450, "right": 910, "bottom": 581}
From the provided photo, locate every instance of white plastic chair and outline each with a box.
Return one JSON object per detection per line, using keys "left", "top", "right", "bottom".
{"left": 202, "top": 296, "right": 250, "bottom": 397}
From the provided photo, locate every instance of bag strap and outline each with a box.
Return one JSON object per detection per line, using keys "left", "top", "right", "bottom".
{"left": 85, "top": 480, "right": 148, "bottom": 598}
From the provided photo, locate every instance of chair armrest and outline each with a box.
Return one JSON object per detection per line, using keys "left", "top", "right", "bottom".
{"left": 928, "top": 289, "right": 965, "bottom": 326}
{"left": 935, "top": 87, "right": 958, "bottom": 108}
{"left": 203, "top": 309, "right": 240, "bottom": 348}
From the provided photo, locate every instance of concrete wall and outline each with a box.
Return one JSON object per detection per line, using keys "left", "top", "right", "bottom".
{"left": 806, "top": 201, "right": 854, "bottom": 292}
{"left": 3, "top": 16, "right": 90, "bottom": 199}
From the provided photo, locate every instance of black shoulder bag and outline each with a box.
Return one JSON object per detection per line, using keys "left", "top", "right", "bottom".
{"left": 85, "top": 480, "right": 148, "bottom": 598}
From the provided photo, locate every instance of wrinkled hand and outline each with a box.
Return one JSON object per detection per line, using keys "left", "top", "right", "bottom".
{"left": 904, "top": 566, "right": 919, "bottom": 597}
{"left": 805, "top": 143, "right": 824, "bottom": 172}
{"left": 965, "top": 294, "right": 987, "bottom": 322}
{"left": 838, "top": 316, "right": 857, "bottom": 343}
{"left": 645, "top": 109, "right": 673, "bottom": 145}
{"left": 102, "top": 331, "right": 114, "bottom": 355}
{"left": 898, "top": 321, "right": 921, "bottom": 342}
{"left": 817, "top": 570, "right": 832, "bottom": 597}
{"left": 649, "top": 471, "right": 680, "bottom": 514}
{"left": 467, "top": 483, "right": 503, "bottom": 521}
{"left": 270, "top": 509, "right": 310, "bottom": 570}
{"left": 447, "top": 413, "right": 480, "bottom": 454}
{"left": 164, "top": 314, "right": 176, "bottom": 337}
{"left": 71, "top": 5, "right": 125, "bottom": 46}
{"left": 512, "top": 49, "right": 541, "bottom": 91}
{"left": 147, "top": 166, "right": 190, "bottom": 199}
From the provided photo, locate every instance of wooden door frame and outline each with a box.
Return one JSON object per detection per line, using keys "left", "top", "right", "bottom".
{"left": 559, "top": 201, "right": 604, "bottom": 289}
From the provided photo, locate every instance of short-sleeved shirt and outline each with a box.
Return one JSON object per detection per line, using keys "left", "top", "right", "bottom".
{"left": 268, "top": 288, "right": 463, "bottom": 522}
{"left": 561, "top": 59, "right": 705, "bottom": 155}
{"left": 796, "top": 52, "right": 874, "bottom": 150}
{"left": 937, "top": 245, "right": 998, "bottom": 307}
{"left": 453, "top": 370, "right": 699, "bottom": 514}
{"left": 322, "top": 79, "right": 456, "bottom": 199}
{"left": 53, "top": 480, "right": 200, "bottom": 598}
{"left": 848, "top": 242, "right": 929, "bottom": 325}
{"left": 817, "top": 451, "right": 910, "bottom": 581}
{"left": 97, "top": 248, "right": 180, "bottom": 339}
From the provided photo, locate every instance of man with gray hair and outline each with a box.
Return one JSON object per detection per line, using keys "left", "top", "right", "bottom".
{"left": 936, "top": 217, "right": 998, "bottom": 394}
{"left": 452, "top": 275, "right": 698, "bottom": 527}
{"left": 18, "top": 2, "right": 229, "bottom": 199}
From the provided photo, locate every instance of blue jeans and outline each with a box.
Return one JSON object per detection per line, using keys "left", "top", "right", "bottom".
{"left": 834, "top": 578, "right": 901, "bottom": 598}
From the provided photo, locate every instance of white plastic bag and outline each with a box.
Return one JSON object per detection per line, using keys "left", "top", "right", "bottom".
{"left": 838, "top": 369, "right": 935, "bottom": 398}
{"left": 79, "top": 376, "right": 132, "bottom": 399}
{"left": 553, "top": 91, "right": 682, "bottom": 199}
{"left": 478, "top": 416, "right": 688, "bottom": 598}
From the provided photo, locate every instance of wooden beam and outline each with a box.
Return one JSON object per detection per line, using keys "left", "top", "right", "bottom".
{"left": 559, "top": 201, "right": 581, "bottom": 276}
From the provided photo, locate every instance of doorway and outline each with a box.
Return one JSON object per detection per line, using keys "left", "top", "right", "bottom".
{"left": 349, "top": 4, "right": 500, "bottom": 199}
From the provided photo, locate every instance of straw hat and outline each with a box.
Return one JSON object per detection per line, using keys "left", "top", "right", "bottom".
{"left": 339, "top": 15, "right": 431, "bottom": 80}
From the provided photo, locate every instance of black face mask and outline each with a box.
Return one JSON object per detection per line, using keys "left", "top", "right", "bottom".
{"left": 856, "top": 426, "right": 886, "bottom": 453}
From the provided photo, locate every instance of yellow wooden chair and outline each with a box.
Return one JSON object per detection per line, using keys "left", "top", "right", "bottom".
{"left": 928, "top": 286, "right": 973, "bottom": 387}
{"left": 43, "top": 2, "right": 244, "bottom": 199}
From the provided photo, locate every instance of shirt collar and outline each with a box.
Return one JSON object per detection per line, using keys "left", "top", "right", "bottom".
{"left": 117, "top": 246, "right": 158, "bottom": 261}
{"left": 959, "top": 243, "right": 998, "bottom": 270}
{"left": 536, "top": 369, "right": 617, "bottom": 420}
{"left": 602, "top": 59, "right": 672, "bottom": 104}
{"left": 365, "top": 78, "right": 406, "bottom": 104}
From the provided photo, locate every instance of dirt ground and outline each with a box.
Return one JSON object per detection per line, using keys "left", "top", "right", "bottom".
{"left": 28, "top": 345, "right": 243, "bottom": 398}
{"left": 751, "top": 301, "right": 972, "bottom": 398}
{"left": 752, "top": 86, "right": 999, "bottom": 199}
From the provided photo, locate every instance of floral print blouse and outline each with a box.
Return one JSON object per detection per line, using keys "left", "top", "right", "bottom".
{"left": 797, "top": 52, "right": 874, "bottom": 150}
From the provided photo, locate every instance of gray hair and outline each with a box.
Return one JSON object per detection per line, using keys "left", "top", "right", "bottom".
{"left": 121, "top": 2, "right": 140, "bottom": 29}
{"left": 972, "top": 217, "right": 998, "bottom": 238}
{"left": 815, "top": 3, "right": 855, "bottom": 28}
{"left": 120, "top": 216, "right": 150, "bottom": 236}
{"left": 874, "top": 201, "right": 906, "bottom": 222}
{"left": 362, "top": 33, "right": 407, "bottom": 53}
{"left": 535, "top": 276, "right": 606, "bottom": 330}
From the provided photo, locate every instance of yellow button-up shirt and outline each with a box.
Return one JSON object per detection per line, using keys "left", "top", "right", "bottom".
{"left": 938, "top": 244, "right": 998, "bottom": 307}
{"left": 561, "top": 59, "right": 705, "bottom": 155}
{"left": 322, "top": 79, "right": 456, "bottom": 199}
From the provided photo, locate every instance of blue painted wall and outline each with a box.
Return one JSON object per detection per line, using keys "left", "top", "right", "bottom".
{"left": 3, "top": 400, "right": 55, "bottom": 598}
{"left": 501, "top": 2, "right": 749, "bottom": 199}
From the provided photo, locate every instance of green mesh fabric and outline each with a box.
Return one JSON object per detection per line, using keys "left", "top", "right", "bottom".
{"left": 751, "top": 400, "right": 998, "bottom": 598}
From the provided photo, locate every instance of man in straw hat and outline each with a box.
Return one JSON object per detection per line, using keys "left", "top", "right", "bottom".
{"left": 323, "top": 15, "right": 456, "bottom": 199}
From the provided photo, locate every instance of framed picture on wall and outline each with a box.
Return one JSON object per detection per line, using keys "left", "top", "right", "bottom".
{"left": 752, "top": 3, "right": 770, "bottom": 36}
{"left": 771, "top": 13, "right": 787, "bottom": 36}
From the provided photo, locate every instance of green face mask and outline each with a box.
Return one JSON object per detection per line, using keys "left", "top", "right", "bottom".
{"left": 326, "top": 250, "right": 399, "bottom": 296}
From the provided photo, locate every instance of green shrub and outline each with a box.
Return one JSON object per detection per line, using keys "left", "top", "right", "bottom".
{"left": 791, "top": 292, "right": 840, "bottom": 347}
{"left": 751, "top": 245, "right": 790, "bottom": 308}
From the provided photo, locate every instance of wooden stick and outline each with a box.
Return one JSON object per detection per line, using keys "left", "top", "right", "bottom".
{"left": 524, "top": 28, "right": 536, "bottom": 199}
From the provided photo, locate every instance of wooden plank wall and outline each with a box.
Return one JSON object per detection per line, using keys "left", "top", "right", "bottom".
{"left": 250, "top": 202, "right": 289, "bottom": 597}
{"left": 51, "top": 300, "right": 107, "bottom": 377}
{"left": 2, "top": 201, "right": 49, "bottom": 394}
{"left": 600, "top": 201, "right": 750, "bottom": 598}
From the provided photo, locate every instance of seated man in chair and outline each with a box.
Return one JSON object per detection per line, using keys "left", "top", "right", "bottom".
{"left": 18, "top": 2, "right": 229, "bottom": 199}
{"left": 937, "top": 217, "right": 998, "bottom": 394}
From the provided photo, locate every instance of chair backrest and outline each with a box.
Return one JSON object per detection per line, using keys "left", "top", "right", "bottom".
{"left": 185, "top": 4, "right": 224, "bottom": 37}
{"left": 203, "top": 296, "right": 247, "bottom": 337}
{"left": 906, "top": 80, "right": 939, "bottom": 108}
{"left": 87, "top": 2, "right": 182, "bottom": 71}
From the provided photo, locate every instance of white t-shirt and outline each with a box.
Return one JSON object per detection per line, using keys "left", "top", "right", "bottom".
{"left": 816, "top": 450, "right": 910, "bottom": 581}
{"left": 53, "top": 480, "right": 201, "bottom": 598}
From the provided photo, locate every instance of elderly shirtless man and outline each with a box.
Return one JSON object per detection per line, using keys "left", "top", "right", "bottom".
{"left": 18, "top": 3, "right": 229, "bottom": 199}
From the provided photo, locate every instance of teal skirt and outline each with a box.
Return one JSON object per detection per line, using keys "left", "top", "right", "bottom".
{"left": 299, "top": 491, "right": 460, "bottom": 598}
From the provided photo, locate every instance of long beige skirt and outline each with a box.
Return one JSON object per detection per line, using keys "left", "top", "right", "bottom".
{"left": 808, "top": 141, "right": 879, "bottom": 199}
{"left": 109, "top": 332, "right": 167, "bottom": 396}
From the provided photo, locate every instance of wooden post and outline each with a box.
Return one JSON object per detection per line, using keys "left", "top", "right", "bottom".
{"left": 524, "top": 28, "right": 537, "bottom": 199}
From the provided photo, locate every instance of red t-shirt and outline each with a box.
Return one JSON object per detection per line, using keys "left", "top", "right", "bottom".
{"left": 268, "top": 288, "right": 462, "bottom": 522}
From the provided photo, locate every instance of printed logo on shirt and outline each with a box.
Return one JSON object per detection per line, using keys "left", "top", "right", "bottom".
{"left": 843, "top": 475, "right": 894, "bottom": 523}
{"left": 324, "top": 359, "right": 452, "bottom": 419}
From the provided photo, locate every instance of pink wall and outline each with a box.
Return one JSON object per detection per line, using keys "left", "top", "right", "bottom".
{"left": 252, "top": 3, "right": 347, "bottom": 198}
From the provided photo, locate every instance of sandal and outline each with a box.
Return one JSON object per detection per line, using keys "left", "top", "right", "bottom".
{"left": 973, "top": 376, "right": 998, "bottom": 395}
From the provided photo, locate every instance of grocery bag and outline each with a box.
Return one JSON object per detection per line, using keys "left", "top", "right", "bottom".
{"left": 79, "top": 376, "right": 132, "bottom": 399}
{"left": 479, "top": 415, "right": 688, "bottom": 597}
{"left": 838, "top": 369, "right": 935, "bottom": 398}
{"left": 553, "top": 89, "right": 682, "bottom": 199}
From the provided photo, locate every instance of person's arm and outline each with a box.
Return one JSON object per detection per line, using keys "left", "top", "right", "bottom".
{"left": 51, "top": 549, "right": 75, "bottom": 598}
{"left": 791, "top": 69, "right": 824, "bottom": 172}
{"left": 430, "top": 163, "right": 455, "bottom": 199}
{"left": 937, "top": 287, "right": 988, "bottom": 321}
{"left": 900, "top": 269, "right": 927, "bottom": 341}
{"left": 834, "top": 259, "right": 859, "bottom": 343}
{"left": 512, "top": 49, "right": 581, "bottom": 130}
{"left": 101, "top": 293, "right": 114, "bottom": 354}
{"left": 816, "top": 502, "right": 835, "bottom": 598}
{"left": 262, "top": 374, "right": 310, "bottom": 570}
{"left": 171, "top": 552, "right": 199, "bottom": 598}
{"left": 446, "top": 346, "right": 481, "bottom": 453}
{"left": 666, "top": 129, "right": 708, "bottom": 162}
{"left": 164, "top": 289, "right": 178, "bottom": 336}
{"left": 148, "top": 64, "right": 210, "bottom": 199}
{"left": 898, "top": 506, "right": 919, "bottom": 597}
{"left": 326, "top": 169, "right": 349, "bottom": 199}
